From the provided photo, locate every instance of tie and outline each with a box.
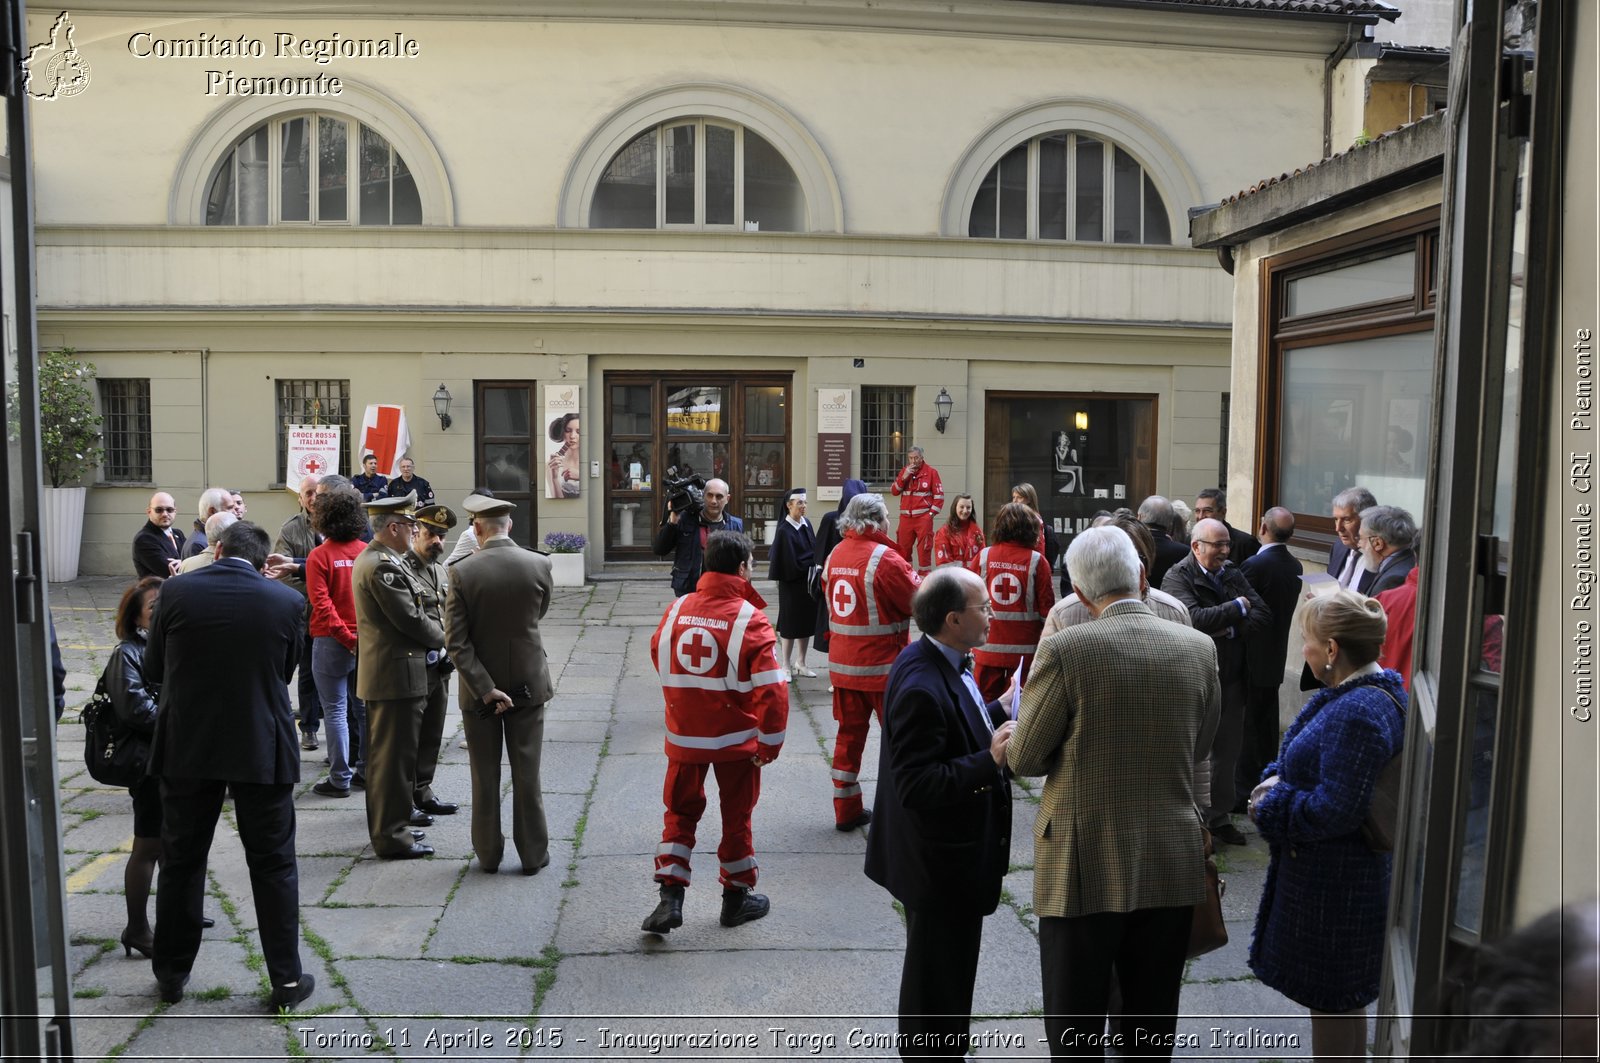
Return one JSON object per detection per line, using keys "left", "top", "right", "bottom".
{"left": 1339, "top": 550, "right": 1360, "bottom": 590}
{"left": 960, "top": 652, "right": 975, "bottom": 674}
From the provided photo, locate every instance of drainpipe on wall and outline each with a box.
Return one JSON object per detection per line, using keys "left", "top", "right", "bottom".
{"left": 199, "top": 348, "right": 210, "bottom": 487}
{"left": 1324, "top": 24, "right": 1363, "bottom": 159}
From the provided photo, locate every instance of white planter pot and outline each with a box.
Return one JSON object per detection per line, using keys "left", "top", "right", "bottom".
{"left": 549, "top": 552, "right": 585, "bottom": 586}
{"left": 43, "top": 486, "right": 87, "bottom": 582}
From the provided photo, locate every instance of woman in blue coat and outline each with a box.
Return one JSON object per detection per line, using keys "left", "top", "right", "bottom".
{"left": 1247, "top": 590, "right": 1406, "bottom": 1061}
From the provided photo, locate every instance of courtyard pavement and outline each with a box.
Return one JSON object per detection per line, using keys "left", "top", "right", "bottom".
{"left": 51, "top": 574, "right": 1314, "bottom": 1062}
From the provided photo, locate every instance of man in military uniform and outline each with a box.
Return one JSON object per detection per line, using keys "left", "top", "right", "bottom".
{"left": 352, "top": 493, "right": 444, "bottom": 859}
{"left": 405, "top": 504, "right": 460, "bottom": 817}
{"left": 275, "top": 475, "right": 324, "bottom": 751}
{"left": 445, "top": 493, "right": 555, "bottom": 875}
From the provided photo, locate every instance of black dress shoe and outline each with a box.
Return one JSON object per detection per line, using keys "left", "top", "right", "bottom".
{"left": 408, "top": 809, "right": 434, "bottom": 828}
{"left": 378, "top": 843, "right": 434, "bottom": 860}
{"left": 1212, "top": 822, "right": 1249, "bottom": 847}
{"left": 350, "top": 773, "right": 366, "bottom": 789}
{"left": 269, "top": 973, "right": 315, "bottom": 1010}
{"left": 416, "top": 798, "right": 459, "bottom": 816}
{"left": 157, "top": 974, "right": 189, "bottom": 1004}
{"left": 201, "top": 916, "right": 216, "bottom": 929}
{"left": 521, "top": 854, "right": 552, "bottom": 876}
{"left": 410, "top": 829, "right": 427, "bottom": 841}
{"left": 835, "top": 810, "right": 872, "bottom": 832}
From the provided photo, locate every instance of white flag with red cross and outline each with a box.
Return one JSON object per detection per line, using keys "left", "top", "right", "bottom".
{"left": 285, "top": 425, "right": 341, "bottom": 485}
{"left": 358, "top": 404, "right": 411, "bottom": 478}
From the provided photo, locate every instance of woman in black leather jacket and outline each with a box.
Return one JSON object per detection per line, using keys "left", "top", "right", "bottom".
{"left": 108, "top": 577, "right": 163, "bottom": 957}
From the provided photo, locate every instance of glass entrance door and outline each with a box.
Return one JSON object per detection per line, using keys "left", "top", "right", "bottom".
{"left": 604, "top": 373, "right": 792, "bottom": 559}
{"left": 473, "top": 382, "right": 540, "bottom": 548}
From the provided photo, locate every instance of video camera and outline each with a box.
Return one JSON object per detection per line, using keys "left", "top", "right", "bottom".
{"left": 663, "top": 472, "right": 706, "bottom": 522}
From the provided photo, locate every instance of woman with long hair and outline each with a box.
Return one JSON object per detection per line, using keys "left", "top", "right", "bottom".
{"left": 1010, "top": 482, "right": 1061, "bottom": 570}
{"left": 933, "top": 493, "right": 985, "bottom": 567}
{"left": 547, "top": 413, "right": 581, "bottom": 498}
{"left": 967, "top": 502, "right": 1055, "bottom": 701}
{"left": 1248, "top": 591, "right": 1406, "bottom": 1061}
{"left": 108, "top": 576, "right": 165, "bottom": 957}
{"left": 306, "top": 486, "right": 372, "bottom": 796}
{"left": 766, "top": 487, "right": 818, "bottom": 677}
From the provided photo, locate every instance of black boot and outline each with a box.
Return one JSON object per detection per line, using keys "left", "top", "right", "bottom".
{"left": 720, "top": 886, "right": 770, "bottom": 927}
{"left": 641, "top": 884, "right": 685, "bottom": 934}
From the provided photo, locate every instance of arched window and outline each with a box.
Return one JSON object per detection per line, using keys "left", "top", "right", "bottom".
{"left": 967, "top": 132, "right": 1172, "bottom": 244}
{"left": 205, "top": 112, "right": 421, "bottom": 225}
{"left": 589, "top": 119, "right": 804, "bottom": 231}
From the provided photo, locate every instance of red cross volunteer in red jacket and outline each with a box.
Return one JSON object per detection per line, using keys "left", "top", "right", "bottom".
{"left": 824, "top": 493, "right": 920, "bottom": 831}
{"left": 890, "top": 445, "right": 944, "bottom": 574}
{"left": 642, "top": 531, "right": 789, "bottom": 935}
{"left": 967, "top": 503, "right": 1056, "bottom": 701}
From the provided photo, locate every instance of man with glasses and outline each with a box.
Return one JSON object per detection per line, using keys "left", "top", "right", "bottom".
{"left": 352, "top": 492, "right": 442, "bottom": 860}
{"left": 1162, "top": 516, "right": 1270, "bottom": 846}
{"left": 386, "top": 457, "right": 435, "bottom": 505}
{"left": 133, "top": 491, "right": 186, "bottom": 578}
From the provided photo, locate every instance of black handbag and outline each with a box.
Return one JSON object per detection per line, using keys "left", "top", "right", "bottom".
{"left": 81, "top": 672, "right": 148, "bottom": 788}
{"left": 1359, "top": 687, "right": 1408, "bottom": 852}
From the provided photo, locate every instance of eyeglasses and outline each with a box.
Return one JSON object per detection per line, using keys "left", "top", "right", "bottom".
{"left": 1197, "top": 539, "right": 1230, "bottom": 548}
{"left": 151, "top": 507, "right": 176, "bottom": 514}
{"left": 960, "top": 602, "right": 994, "bottom": 616}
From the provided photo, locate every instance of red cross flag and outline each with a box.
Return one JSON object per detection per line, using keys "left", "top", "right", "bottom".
{"left": 285, "top": 425, "right": 342, "bottom": 486}
{"left": 358, "top": 404, "right": 411, "bottom": 478}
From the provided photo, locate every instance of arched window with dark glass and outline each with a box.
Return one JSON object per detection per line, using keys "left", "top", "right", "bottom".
{"left": 206, "top": 113, "right": 422, "bottom": 226}
{"left": 969, "top": 131, "right": 1171, "bottom": 244}
{"left": 590, "top": 119, "right": 805, "bottom": 232}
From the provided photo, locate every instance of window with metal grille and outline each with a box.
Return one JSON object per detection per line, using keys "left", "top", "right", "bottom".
{"left": 860, "top": 386, "right": 911, "bottom": 488}
{"left": 276, "top": 379, "right": 351, "bottom": 481}
{"left": 99, "top": 378, "right": 152, "bottom": 482}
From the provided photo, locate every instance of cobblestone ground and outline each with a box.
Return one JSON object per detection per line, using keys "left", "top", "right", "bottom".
{"left": 51, "top": 574, "right": 1316, "bottom": 1062}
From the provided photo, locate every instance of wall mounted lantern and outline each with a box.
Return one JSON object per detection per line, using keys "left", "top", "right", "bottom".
{"left": 934, "top": 387, "right": 954, "bottom": 434}
{"left": 433, "top": 384, "right": 453, "bottom": 430}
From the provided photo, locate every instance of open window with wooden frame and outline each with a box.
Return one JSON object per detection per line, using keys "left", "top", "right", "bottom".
{"left": 603, "top": 372, "right": 793, "bottom": 561}
{"left": 1256, "top": 211, "right": 1440, "bottom": 551}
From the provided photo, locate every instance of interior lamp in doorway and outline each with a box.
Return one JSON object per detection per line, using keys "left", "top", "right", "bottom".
{"left": 934, "top": 387, "right": 954, "bottom": 434}
{"left": 433, "top": 384, "right": 453, "bottom": 430}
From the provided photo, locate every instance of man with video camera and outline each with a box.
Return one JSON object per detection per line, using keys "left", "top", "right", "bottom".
{"left": 653, "top": 475, "right": 744, "bottom": 597}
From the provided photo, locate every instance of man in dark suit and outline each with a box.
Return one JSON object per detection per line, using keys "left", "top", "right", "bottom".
{"left": 865, "top": 566, "right": 1014, "bottom": 1061}
{"left": 1325, "top": 486, "right": 1378, "bottom": 592}
{"left": 1194, "top": 488, "right": 1259, "bottom": 564}
{"left": 386, "top": 457, "right": 435, "bottom": 505}
{"left": 1237, "top": 507, "right": 1304, "bottom": 804}
{"left": 1137, "top": 495, "right": 1189, "bottom": 588}
{"left": 132, "top": 491, "right": 185, "bottom": 578}
{"left": 1359, "top": 504, "right": 1419, "bottom": 595}
{"left": 1161, "top": 517, "right": 1270, "bottom": 845}
{"left": 145, "top": 521, "right": 314, "bottom": 1009}
{"left": 446, "top": 493, "right": 556, "bottom": 875}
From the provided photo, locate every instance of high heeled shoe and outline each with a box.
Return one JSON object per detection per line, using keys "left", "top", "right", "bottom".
{"left": 121, "top": 929, "right": 154, "bottom": 959}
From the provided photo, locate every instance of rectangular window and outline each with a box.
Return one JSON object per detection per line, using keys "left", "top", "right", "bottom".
{"left": 276, "top": 378, "right": 351, "bottom": 481}
{"left": 98, "top": 378, "right": 152, "bottom": 482}
{"left": 860, "top": 385, "right": 911, "bottom": 488}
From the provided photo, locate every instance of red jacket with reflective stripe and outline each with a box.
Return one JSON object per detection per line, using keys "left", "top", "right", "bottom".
{"left": 969, "top": 543, "right": 1055, "bottom": 665}
{"left": 824, "top": 529, "right": 920, "bottom": 691}
{"left": 651, "top": 572, "right": 789, "bottom": 764}
{"left": 934, "top": 521, "right": 986, "bottom": 567}
{"left": 890, "top": 463, "right": 945, "bottom": 518}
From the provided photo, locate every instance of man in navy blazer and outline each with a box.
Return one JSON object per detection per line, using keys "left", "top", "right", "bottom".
{"left": 1325, "top": 486, "right": 1378, "bottom": 592}
{"left": 1238, "top": 507, "right": 1304, "bottom": 803}
{"left": 145, "top": 521, "right": 314, "bottom": 1010}
{"left": 865, "top": 566, "right": 1014, "bottom": 1060}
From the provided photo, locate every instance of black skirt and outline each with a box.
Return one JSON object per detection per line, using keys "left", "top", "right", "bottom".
{"left": 776, "top": 578, "right": 818, "bottom": 638}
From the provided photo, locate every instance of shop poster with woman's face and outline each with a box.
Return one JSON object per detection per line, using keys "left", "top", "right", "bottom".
{"left": 545, "top": 385, "right": 582, "bottom": 499}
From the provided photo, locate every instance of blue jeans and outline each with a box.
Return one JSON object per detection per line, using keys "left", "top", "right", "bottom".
{"left": 312, "top": 637, "right": 359, "bottom": 787}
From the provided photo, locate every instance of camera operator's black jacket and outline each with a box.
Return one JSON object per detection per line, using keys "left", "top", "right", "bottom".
{"left": 653, "top": 510, "right": 745, "bottom": 597}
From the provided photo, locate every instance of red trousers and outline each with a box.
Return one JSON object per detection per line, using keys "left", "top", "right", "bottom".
{"left": 973, "top": 656, "right": 1033, "bottom": 703}
{"left": 831, "top": 687, "right": 884, "bottom": 825}
{"left": 896, "top": 514, "right": 934, "bottom": 572}
{"left": 654, "top": 758, "right": 761, "bottom": 890}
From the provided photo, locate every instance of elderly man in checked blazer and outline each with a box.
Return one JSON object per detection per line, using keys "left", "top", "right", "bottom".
{"left": 1010, "top": 527, "right": 1219, "bottom": 1061}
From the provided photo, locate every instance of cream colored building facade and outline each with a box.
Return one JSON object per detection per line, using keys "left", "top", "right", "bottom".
{"left": 27, "top": 0, "right": 1392, "bottom": 575}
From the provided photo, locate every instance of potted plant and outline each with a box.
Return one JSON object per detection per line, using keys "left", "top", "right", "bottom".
{"left": 8, "top": 348, "right": 103, "bottom": 581}
{"left": 542, "top": 531, "right": 587, "bottom": 586}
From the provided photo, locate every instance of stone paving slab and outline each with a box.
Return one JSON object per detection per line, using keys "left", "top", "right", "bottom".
{"left": 539, "top": 742, "right": 604, "bottom": 795}
{"left": 65, "top": 1008, "right": 146, "bottom": 1063}
{"left": 305, "top": 905, "right": 443, "bottom": 960}
{"left": 123, "top": 1005, "right": 291, "bottom": 1061}
{"left": 329, "top": 855, "right": 468, "bottom": 907}
{"left": 424, "top": 840, "right": 574, "bottom": 960}
{"left": 555, "top": 853, "right": 905, "bottom": 955}
{"left": 1175, "top": 980, "right": 1313, "bottom": 1058}
{"left": 339, "top": 958, "right": 539, "bottom": 1020}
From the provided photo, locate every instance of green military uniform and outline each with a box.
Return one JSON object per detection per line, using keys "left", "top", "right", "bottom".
{"left": 406, "top": 503, "right": 458, "bottom": 813}
{"left": 352, "top": 496, "right": 444, "bottom": 858}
